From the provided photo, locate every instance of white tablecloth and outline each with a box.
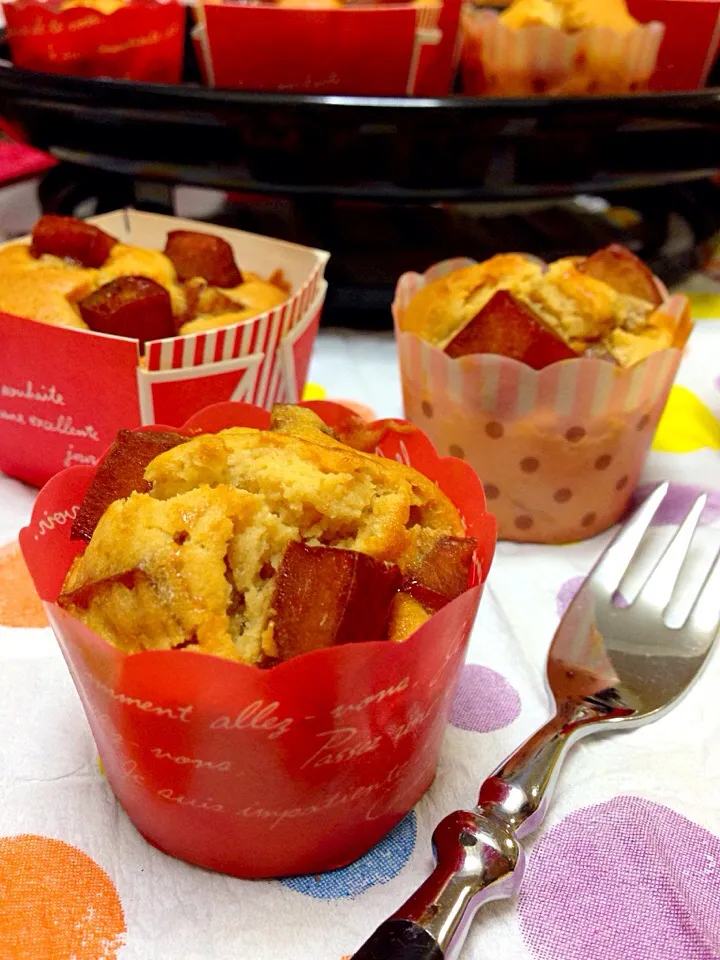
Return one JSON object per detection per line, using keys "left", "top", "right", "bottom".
{"left": 1, "top": 325, "right": 719, "bottom": 960}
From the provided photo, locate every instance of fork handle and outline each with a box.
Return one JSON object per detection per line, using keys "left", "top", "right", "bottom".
{"left": 478, "top": 702, "right": 605, "bottom": 839}
{"left": 350, "top": 810, "right": 523, "bottom": 960}
{"left": 351, "top": 713, "right": 587, "bottom": 960}
{"left": 350, "top": 920, "right": 444, "bottom": 959}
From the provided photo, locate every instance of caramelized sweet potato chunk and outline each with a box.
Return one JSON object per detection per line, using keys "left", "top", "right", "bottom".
{"left": 271, "top": 542, "right": 402, "bottom": 660}
{"left": 332, "top": 413, "right": 388, "bottom": 453}
{"left": 78, "top": 276, "right": 175, "bottom": 346}
{"left": 164, "top": 231, "right": 243, "bottom": 287}
{"left": 71, "top": 429, "right": 187, "bottom": 543}
{"left": 403, "top": 535, "right": 477, "bottom": 612}
{"left": 332, "top": 413, "right": 416, "bottom": 453}
{"left": 30, "top": 214, "right": 116, "bottom": 268}
{"left": 578, "top": 244, "right": 663, "bottom": 306}
{"left": 445, "top": 290, "right": 579, "bottom": 369}
{"left": 58, "top": 568, "right": 149, "bottom": 611}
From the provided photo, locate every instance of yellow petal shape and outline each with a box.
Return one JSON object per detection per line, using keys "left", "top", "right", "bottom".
{"left": 653, "top": 385, "right": 720, "bottom": 453}
{"left": 302, "top": 382, "right": 326, "bottom": 401}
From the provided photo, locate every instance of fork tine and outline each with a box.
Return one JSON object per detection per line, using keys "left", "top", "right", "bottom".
{"left": 588, "top": 482, "right": 669, "bottom": 596}
{"left": 685, "top": 545, "right": 720, "bottom": 638}
{"left": 633, "top": 493, "right": 707, "bottom": 612}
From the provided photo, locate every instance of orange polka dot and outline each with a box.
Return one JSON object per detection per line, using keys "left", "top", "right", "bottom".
{"left": 0, "top": 542, "right": 47, "bottom": 628}
{"left": 0, "top": 835, "right": 125, "bottom": 960}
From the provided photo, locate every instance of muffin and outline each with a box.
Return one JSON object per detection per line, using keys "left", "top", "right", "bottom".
{"left": 501, "top": 0, "right": 639, "bottom": 32}
{"left": 21, "top": 400, "right": 493, "bottom": 878}
{"left": 461, "top": 0, "right": 663, "bottom": 96}
{"left": 59, "top": 405, "right": 476, "bottom": 664}
{"left": 401, "top": 247, "right": 690, "bottom": 368}
{"left": 0, "top": 215, "right": 289, "bottom": 347}
{"left": 393, "top": 247, "right": 692, "bottom": 544}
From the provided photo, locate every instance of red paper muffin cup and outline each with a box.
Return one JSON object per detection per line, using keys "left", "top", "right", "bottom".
{"left": 3, "top": 0, "right": 185, "bottom": 82}
{"left": 20, "top": 400, "right": 497, "bottom": 878}
{"left": 0, "top": 210, "right": 329, "bottom": 489}
{"left": 393, "top": 259, "right": 691, "bottom": 544}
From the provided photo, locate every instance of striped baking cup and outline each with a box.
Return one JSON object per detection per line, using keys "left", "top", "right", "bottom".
{"left": 460, "top": 7, "right": 664, "bottom": 96}
{"left": 392, "top": 258, "right": 689, "bottom": 544}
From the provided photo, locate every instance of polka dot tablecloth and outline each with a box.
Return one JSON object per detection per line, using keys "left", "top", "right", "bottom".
{"left": 1, "top": 324, "right": 720, "bottom": 960}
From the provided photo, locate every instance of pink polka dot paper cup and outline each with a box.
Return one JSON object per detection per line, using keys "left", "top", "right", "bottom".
{"left": 392, "top": 259, "right": 691, "bottom": 544}
{"left": 460, "top": 8, "right": 664, "bottom": 97}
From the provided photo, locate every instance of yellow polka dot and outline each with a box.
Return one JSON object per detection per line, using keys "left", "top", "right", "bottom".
{"left": 683, "top": 292, "right": 720, "bottom": 320}
{"left": 302, "top": 382, "right": 326, "bottom": 401}
{"left": 0, "top": 835, "right": 125, "bottom": 959}
{"left": 653, "top": 386, "right": 720, "bottom": 453}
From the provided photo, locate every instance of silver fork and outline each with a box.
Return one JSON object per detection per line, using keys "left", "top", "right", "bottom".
{"left": 351, "top": 482, "right": 720, "bottom": 960}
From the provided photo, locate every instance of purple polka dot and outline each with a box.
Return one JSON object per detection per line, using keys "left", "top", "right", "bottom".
{"left": 632, "top": 483, "right": 720, "bottom": 526}
{"left": 557, "top": 575, "right": 628, "bottom": 619}
{"left": 450, "top": 664, "right": 521, "bottom": 732}
{"left": 556, "top": 575, "right": 585, "bottom": 619}
{"left": 714, "top": 375, "right": 720, "bottom": 392}
{"left": 519, "top": 796, "right": 720, "bottom": 960}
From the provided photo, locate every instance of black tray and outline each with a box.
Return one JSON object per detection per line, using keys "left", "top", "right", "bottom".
{"left": 2, "top": 44, "right": 720, "bottom": 200}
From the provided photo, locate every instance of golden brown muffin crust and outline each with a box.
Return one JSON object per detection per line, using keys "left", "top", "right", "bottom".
{"left": 500, "top": 0, "right": 639, "bottom": 31}
{"left": 401, "top": 255, "right": 543, "bottom": 346}
{"left": 399, "top": 251, "right": 674, "bottom": 367}
{"left": 60, "top": 408, "right": 465, "bottom": 663}
{"left": 0, "top": 229, "right": 289, "bottom": 336}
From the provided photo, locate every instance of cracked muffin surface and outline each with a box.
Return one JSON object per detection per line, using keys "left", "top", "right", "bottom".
{"left": 400, "top": 248, "right": 687, "bottom": 367}
{"left": 59, "top": 407, "right": 469, "bottom": 664}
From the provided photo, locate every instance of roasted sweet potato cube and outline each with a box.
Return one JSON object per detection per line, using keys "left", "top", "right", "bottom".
{"left": 445, "top": 290, "right": 579, "bottom": 369}
{"left": 578, "top": 244, "right": 663, "bottom": 306}
{"left": 271, "top": 542, "right": 402, "bottom": 660}
{"left": 30, "top": 214, "right": 116, "bottom": 268}
{"left": 57, "top": 568, "right": 189, "bottom": 653}
{"left": 78, "top": 276, "right": 175, "bottom": 346}
{"left": 164, "top": 231, "right": 243, "bottom": 287}
{"left": 58, "top": 568, "right": 148, "bottom": 611}
{"left": 332, "top": 413, "right": 387, "bottom": 453}
{"left": 71, "top": 429, "right": 187, "bottom": 543}
{"left": 403, "top": 535, "right": 477, "bottom": 612}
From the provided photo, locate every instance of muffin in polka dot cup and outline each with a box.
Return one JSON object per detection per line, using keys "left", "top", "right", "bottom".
{"left": 460, "top": 0, "right": 664, "bottom": 97}
{"left": 392, "top": 248, "right": 692, "bottom": 543}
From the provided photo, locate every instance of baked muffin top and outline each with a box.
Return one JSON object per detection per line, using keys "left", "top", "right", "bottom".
{"left": 399, "top": 249, "right": 683, "bottom": 368}
{"left": 500, "top": 0, "right": 639, "bottom": 31}
{"left": 402, "top": 254, "right": 542, "bottom": 346}
{"left": 59, "top": 407, "right": 471, "bottom": 665}
{"left": 0, "top": 216, "right": 290, "bottom": 343}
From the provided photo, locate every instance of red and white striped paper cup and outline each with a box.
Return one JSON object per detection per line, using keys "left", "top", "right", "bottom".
{"left": 392, "top": 258, "right": 690, "bottom": 544}
{"left": 0, "top": 210, "right": 329, "bottom": 487}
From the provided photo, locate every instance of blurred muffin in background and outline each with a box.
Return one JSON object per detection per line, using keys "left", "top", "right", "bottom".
{"left": 461, "top": 0, "right": 664, "bottom": 96}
